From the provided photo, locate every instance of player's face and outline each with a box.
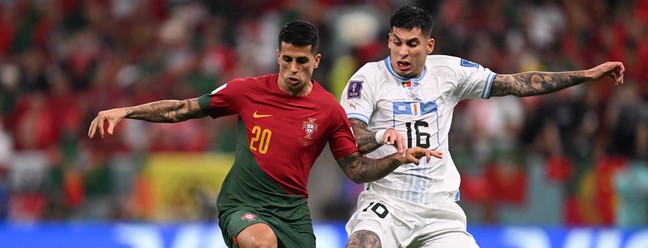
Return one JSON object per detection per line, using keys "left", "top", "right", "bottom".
{"left": 277, "top": 42, "right": 321, "bottom": 95}
{"left": 388, "top": 27, "right": 435, "bottom": 78}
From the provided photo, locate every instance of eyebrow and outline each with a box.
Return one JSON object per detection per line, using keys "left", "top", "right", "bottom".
{"left": 392, "top": 33, "right": 420, "bottom": 43}
{"left": 283, "top": 54, "right": 308, "bottom": 58}
{"left": 282, "top": 55, "right": 310, "bottom": 61}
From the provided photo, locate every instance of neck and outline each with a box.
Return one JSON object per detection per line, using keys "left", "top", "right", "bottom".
{"left": 388, "top": 56, "right": 424, "bottom": 80}
{"left": 277, "top": 79, "right": 313, "bottom": 96}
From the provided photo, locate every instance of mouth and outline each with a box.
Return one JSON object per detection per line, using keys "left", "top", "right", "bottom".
{"left": 396, "top": 61, "right": 412, "bottom": 71}
{"left": 288, "top": 77, "right": 300, "bottom": 85}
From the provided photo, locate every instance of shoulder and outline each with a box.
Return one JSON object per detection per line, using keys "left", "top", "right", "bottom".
{"left": 208, "top": 74, "right": 276, "bottom": 98}
{"left": 312, "top": 81, "right": 339, "bottom": 102}
{"left": 426, "top": 55, "right": 485, "bottom": 78}
{"left": 353, "top": 59, "right": 390, "bottom": 85}
{"left": 230, "top": 74, "right": 274, "bottom": 85}
{"left": 312, "top": 83, "right": 346, "bottom": 110}
{"left": 426, "top": 55, "right": 465, "bottom": 68}
{"left": 427, "top": 55, "right": 484, "bottom": 69}
{"left": 357, "top": 60, "right": 386, "bottom": 75}
{"left": 222, "top": 74, "right": 275, "bottom": 91}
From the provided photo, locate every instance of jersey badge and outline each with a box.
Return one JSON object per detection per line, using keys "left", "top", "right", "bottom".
{"left": 401, "top": 81, "right": 412, "bottom": 88}
{"left": 460, "top": 59, "right": 479, "bottom": 68}
{"left": 347, "top": 80, "right": 363, "bottom": 99}
{"left": 241, "top": 213, "right": 256, "bottom": 222}
{"left": 411, "top": 102, "right": 421, "bottom": 117}
{"left": 302, "top": 117, "right": 319, "bottom": 139}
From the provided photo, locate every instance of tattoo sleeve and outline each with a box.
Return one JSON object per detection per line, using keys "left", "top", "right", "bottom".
{"left": 350, "top": 119, "right": 382, "bottom": 155}
{"left": 125, "top": 98, "right": 207, "bottom": 122}
{"left": 490, "top": 71, "right": 588, "bottom": 97}
{"left": 336, "top": 151, "right": 403, "bottom": 184}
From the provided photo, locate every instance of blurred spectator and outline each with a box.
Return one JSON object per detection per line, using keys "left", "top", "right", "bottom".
{"left": 614, "top": 160, "right": 648, "bottom": 227}
{"left": 8, "top": 93, "right": 59, "bottom": 150}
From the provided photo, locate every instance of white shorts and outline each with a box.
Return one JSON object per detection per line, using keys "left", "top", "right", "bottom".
{"left": 345, "top": 191, "right": 479, "bottom": 248}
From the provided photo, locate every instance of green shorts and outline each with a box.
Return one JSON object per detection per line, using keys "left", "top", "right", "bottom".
{"left": 219, "top": 208, "right": 315, "bottom": 248}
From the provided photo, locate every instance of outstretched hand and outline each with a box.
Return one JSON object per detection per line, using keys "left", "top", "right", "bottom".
{"left": 88, "top": 108, "right": 128, "bottom": 139}
{"left": 590, "top": 62, "right": 625, "bottom": 86}
{"left": 403, "top": 147, "right": 443, "bottom": 165}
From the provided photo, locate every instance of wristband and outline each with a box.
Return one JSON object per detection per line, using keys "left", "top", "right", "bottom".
{"left": 374, "top": 129, "right": 387, "bottom": 144}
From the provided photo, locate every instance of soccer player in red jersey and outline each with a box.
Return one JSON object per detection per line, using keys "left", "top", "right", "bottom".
{"left": 88, "top": 20, "right": 441, "bottom": 248}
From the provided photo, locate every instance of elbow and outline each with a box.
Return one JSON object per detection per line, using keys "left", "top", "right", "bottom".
{"left": 346, "top": 172, "right": 369, "bottom": 184}
{"left": 352, "top": 173, "right": 377, "bottom": 184}
{"left": 350, "top": 177, "right": 366, "bottom": 184}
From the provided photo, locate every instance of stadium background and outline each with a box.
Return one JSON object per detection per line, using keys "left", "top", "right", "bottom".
{"left": 0, "top": 0, "right": 647, "bottom": 247}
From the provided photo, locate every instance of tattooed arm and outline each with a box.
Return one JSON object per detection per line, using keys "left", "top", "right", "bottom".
{"left": 350, "top": 119, "right": 383, "bottom": 154}
{"left": 123, "top": 98, "right": 206, "bottom": 122}
{"left": 88, "top": 98, "right": 207, "bottom": 139}
{"left": 490, "top": 62, "right": 625, "bottom": 97}
{"left": 350, "top": 119, "right": 406, "bottom": 156}
{"left": 337, "top": 148, "right": 441, "bottom": 184}
{"left": 346, "top": 230, "right": 381, "bottom": 248}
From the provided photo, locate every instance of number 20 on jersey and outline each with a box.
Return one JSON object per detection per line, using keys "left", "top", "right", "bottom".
{"left": 250, "top": 126, "right": 272, "bottom": 154}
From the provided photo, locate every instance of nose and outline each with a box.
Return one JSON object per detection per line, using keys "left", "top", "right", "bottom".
{"left": 398, "top": 47, "right": 408, "bottom": 58}
{"left": 290, "top": 61, "right": 299, "bottom": 74}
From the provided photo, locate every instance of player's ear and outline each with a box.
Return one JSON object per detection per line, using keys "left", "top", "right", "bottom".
{"left": 314, "top": 54, "right": 321, "bottom": 69}
{"left": 388, "top": 33, "right": 393, "bottom": 49}
{"left": 427, "top": 38, "right": 435, "bottom": 55}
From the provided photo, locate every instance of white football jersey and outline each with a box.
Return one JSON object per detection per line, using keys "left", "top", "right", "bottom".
{"left": 340, "top": 55, "right": 496, "bottom": 203}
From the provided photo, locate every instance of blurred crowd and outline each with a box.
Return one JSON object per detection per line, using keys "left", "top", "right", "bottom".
{"left": 0, "top": 0, "right": 647, "bottom": 227}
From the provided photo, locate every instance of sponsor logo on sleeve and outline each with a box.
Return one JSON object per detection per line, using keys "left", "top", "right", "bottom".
{"left": 460, "top": 59, "right": 479, "bottom": 68}
{"left": 347, "top": 80, "right": 363, "bottom": 99}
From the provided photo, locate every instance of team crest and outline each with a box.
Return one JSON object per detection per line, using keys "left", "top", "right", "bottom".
{"left": 302, "top": 118, "right": 319, "bottom": 139}
{"left": 410, "top": 102, "right": 421, "bottom": 117}
{"left": 241, "top": 213, "right": 256, "bottom": 222}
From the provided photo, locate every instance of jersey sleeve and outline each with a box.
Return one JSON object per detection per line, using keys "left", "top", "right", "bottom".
{"left": 328, "top": 104, "right": 360, "bottom": 159}
{"left": 433, "top": 56, "right": 497, "bottom": 101}
{"left": 197, "top": 80, "right": 242, "bottom": 118}
{"left": 339, "top": 64, "right": 377, "bottom": 124}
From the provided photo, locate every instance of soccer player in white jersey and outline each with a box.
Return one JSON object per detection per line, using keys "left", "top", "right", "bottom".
{"left": 340, "top": 6, "right": 625, "bottom": 248}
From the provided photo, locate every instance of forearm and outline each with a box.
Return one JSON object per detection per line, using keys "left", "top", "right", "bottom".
{"left": 337, "top": 152, "right": 403, "bottom": 184}
{"left": 491, "top": 70, "right": 589, "bottom": 97}
{"left": 350, "top": 119, "right": 382, "bottom": 154}
{"left": 125, "top": 98, "right": 206, "bottom": 122}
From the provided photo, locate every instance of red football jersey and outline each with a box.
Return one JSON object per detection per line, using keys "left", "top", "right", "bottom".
{"left": 199, "top": 74, "right": 358, "bottom": 197}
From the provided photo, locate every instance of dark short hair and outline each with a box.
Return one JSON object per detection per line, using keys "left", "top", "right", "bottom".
{"left": 278, "top": 20, "right": 320, "bottom": 54}
{"left": 390, "top": 6, "right": 434, "bottom": 38}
